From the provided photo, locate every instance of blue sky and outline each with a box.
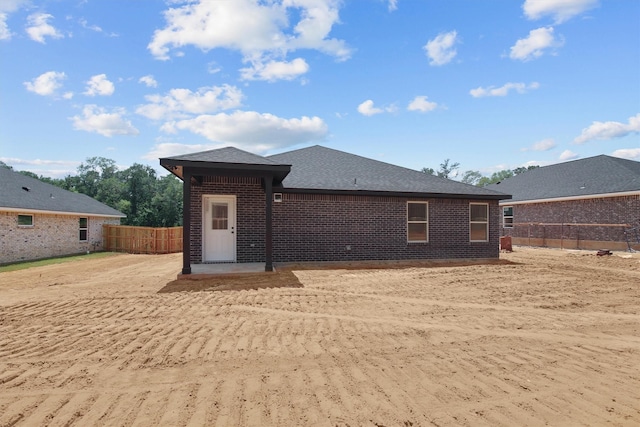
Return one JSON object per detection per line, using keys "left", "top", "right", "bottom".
{"left": 1, "top": 0, "right": 638, "bottom": 179}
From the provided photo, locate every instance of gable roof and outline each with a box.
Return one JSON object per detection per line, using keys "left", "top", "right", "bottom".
{"left": 0, "top": 167, "right": 125, "bottom": 217}
{"left": 486, "top": 155, "right": 640, "bottom": 203}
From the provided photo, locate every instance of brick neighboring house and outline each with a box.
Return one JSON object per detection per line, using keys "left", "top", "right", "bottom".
{"left": 160, "top": 145, "right": 510, "bottom": 273}
{"left": 486, "top": 155, "right": 640, "bottom": 251}
{"left": 0, "top": 167, "right": 125, "bottom": 264}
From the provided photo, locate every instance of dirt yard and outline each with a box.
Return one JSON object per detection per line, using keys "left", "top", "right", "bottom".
{"left": 1, "top": 247, "right": 639, "bottom": 426}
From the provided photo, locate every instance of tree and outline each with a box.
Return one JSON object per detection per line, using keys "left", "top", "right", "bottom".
{"left": 512, "top": 165, "right": 540, "bottom": 175}
{"left": 421, "top": 167, "right": 435, "bottom": 175}
{"left": 477, "top": 169, "right": 514, "bottom": 187}
{"left": 121, "top": 163, "right": 158, "bottom": 226}
{"left": 461, "top": 170, "right": 483, "bottom": 185}
{"left": 0, "top": 161, "right": 13, "bottom": 170}
{"left": 421, "top": 159, "right": 460, "bottom": 179}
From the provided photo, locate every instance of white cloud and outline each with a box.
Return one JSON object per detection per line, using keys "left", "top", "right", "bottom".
{"left": 510, "top": 27, "right": 562, "bottom": 61}
{"left": 24, "top": 71, "right": 66, "bottom": 96}
{"left": 470, "top": 82, "right": 540, "bottom": 97}
{"left": 71, "top": 104, "right": 139, "bottom": 137}
{"left": 136, "top": 85, "right": 244, "bottom": 121}
{"left": 612, "top": 148, "right": 640, "bottom": 160}
{"left": 407, "top": 96, "right": 438, "bottom": 113}
{"left": 148, "top": 0, "right": 350, "bottom": 80}
{"left": 522, "top": 138, "right": 556, "bottom": 151}
{"left": 424, "top": 30, "right": 458, "bottom": 66}
{"left": 0, "top": 13, "right": 11, "bottom": 40}
{"left": 139, "top": 75, "right": 158, "bottom": 88}
{"left": 559, "top": 149, "right": 578, "bottom": 161}
{"left": 160, "top": 111, "right": 327, "bottom": 151}
{"left": 574, "top": 113, "right": 640, "bottom": 144}
{"left": 523, "top": 0, "right": 598, "bottom": 23}
{"left": 84, "top": 74, "right": 115, "bottom": 96}
{"left": 357, "top": 99, "right": 390, "bottom": 116}
{"left": 388, "top": 0, "right": 398, "bottom": 12}
{"left": 240, "top": 57, "right": 309, "bottom": 82}
{"left": 26, "top": 13, "right": 63, "bottom": 43}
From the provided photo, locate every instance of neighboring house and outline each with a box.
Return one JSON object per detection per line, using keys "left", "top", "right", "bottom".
{"left": 486, "top": 155, "right": 640, "bottom": 251}
{"left": 160, "top": 145, "right": 510, "bottom": 273}
{"left": 0, "top": 167, "right": 125, "bottom": 264}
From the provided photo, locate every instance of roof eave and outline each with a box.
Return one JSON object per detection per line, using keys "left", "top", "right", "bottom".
{"left": 277, "top": 187, "right": 510, "bottom": 200}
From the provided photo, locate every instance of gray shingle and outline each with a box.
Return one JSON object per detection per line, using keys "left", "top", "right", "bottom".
{"left": 486, "top": 155, "right": 640, "bottom": 202}
{"left": 0, "top": 167, "right": 125, "bottom": 217}
{"left": 268, "top": 145, "right": 508, "bottom": 198}
{"left": 165, "top": 146, "right": 283, "bottom": 165}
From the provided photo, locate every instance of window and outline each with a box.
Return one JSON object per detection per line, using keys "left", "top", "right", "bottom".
{"left": 211, "top": 203, "right": 229, "bottom": 230}
{"left": 470, "top": 203, "right": 489, "bottom": 242}
{"left": 18, "top": 214, "right": 33, "bottom": 227}
{"left": 407, "top": 202, "right": 428, "bottom": 242}
{"left": 503, "top": 206, "right": 513, "bottom": 228}
{"left": 79, "top": 217, "right": 88, "bottom": 241}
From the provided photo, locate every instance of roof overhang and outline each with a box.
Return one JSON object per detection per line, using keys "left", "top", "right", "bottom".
{"left": 277, "top": 187, "right": 510, "bottom": 200}
{"left": 160, "top": 159, "right": 291, "bottom": 184}
{"left": 499, "top": 190, "right": 640, "bottom": 205}
{"left": 0, "top": 206, "right": 126, "bottom": 218}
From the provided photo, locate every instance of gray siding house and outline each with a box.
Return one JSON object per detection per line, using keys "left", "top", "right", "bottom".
{"left": 161, "top": 145, "right": 510, "bottom": 273}
{"left": 0, "top": 167, "right": 125, "bottom": 264}
{"left": 487, "top": 155, "right": 640, "bottom": 251}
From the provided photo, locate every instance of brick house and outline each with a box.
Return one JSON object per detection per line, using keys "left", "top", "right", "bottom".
{"left": 0, "top": 167, "right": 125, "bottom": 264}
{"left": 487, "top": 155, "right": 640, "bottom": 251}
{"left": 160, "top": 145, "right": 510, "bottom": 273}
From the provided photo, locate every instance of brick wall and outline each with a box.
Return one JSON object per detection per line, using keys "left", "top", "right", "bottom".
{"left": 500, "top": 195, "right": 640, "bottom": 249}
{"left": 272, "top": 193, "right": 500, "bottom": 262}
{"left": 189, "top": 176, "right": 266, "bottom": 263}
{"left": 0, "top": 211, "right": 120, "bottom": 264}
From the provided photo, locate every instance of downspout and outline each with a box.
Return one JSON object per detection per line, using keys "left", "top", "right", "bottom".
{"left": 182, "top": 168, "right": 192, "bottom": 275}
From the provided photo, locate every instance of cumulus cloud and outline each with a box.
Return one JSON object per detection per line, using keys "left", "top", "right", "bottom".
{"left": 559, "top": 150, "right": 579, "bottom": 161}
{"left": 139, "top": 75, "right": 158, "bottom": 88}
{"left": 612, "top": 148, "right": 640, "bottom": 160}
{"left": 574, "top": 113, "right": 640, "bottom": 144}
{"left": 147, "top": 0, "right": 350, "bottom": 80}
{"left": 160, "top": 111, "right": 327, "bottom": 151}
{"left": 510, "top": 27, "right": 562, "bottom": 61}
{"left": 24, "top": 71, "right": 66, "bottom": 96}
{"left": 470, "top": 82, "right": 540, "bottom": 97}
{"left": 357, "top": 100, "right": 397, "bottom": 116}
{"left": 407, "top": 96, "right": 438, "bottom": 113}
{"left": 523, "top": 0, "right": 598, "bottom": 23}
{"left": 240, "top": 57, "right": 309, "bottom": 82}
{"left": 388, "top": 0, "right": 398, "bottom": 12}
{"left": 424, "top": 30, "right": 458, "bottom": 66}
{"left": 136, "top": 85, "right": 244, "bottom": 121}
{"left": 0, "top": 13, "right": 11, "bottom": 40}
{"left": 522, "top": 138, "right": 556, "bottom": 152}
{"left": 26, "top": 13, "right": 63, "bottom": 43}
{"left": 71, "top": 104, "right": 139, "bottom": 137}
{"left": 84, "top": 74, "right": 115, "bottom": 96}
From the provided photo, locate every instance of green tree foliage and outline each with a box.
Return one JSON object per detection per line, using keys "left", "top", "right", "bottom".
{"left": 13, "top": 157, "right": 183, "bottom": 227}
{"left": 422, "top": 160, "right": 541, "bottom": 187}
{"left": 421, "top": 159, "right": 460, "bottom": 179}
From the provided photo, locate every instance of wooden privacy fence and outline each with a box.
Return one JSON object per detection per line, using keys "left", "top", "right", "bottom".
{"left": 103, "top": 225, "right": 183, "bottom": 254}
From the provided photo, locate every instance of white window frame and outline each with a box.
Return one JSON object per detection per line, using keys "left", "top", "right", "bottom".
{"left": 79, "top": 217, "right": 88, "bottom": 241}
{"left": 407, "top": 201, "right": 429, "bottom": 243}
{"left": 502, "top": 206, "right": 514, "bottom": 228}
{"left": 470, "top": 203, "right": 489, "bottom": 242}
{"left": 18, "top": 214, "right": 34, "bottom": 227}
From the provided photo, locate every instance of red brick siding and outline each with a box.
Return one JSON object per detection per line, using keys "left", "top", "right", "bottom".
{"left": 272, "top": 193, "right": 500, "bottom": 262}
{"left": 501, "top": 195, "right": 640, "bottom": 243}
{"left": 189, "top": 176, "right": 265, "bottom": 263}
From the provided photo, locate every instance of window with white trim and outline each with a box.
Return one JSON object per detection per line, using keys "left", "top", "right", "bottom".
{"left": 503, "top": 206, "right": 513, "bottom": 228}
{"left": 79, "top": 217, "right": 88, "bottom": 241}
{"left": 18, "top": 214, "right": 33, "bottom": 227}
{"left": 407, "top": 202, "right": 428, "bottom": 242}
{"left": 470, "top": 203, "right": 489, "bottom": 242}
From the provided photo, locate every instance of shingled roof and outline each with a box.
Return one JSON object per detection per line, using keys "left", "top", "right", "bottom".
{"left": 0, "top": 167, "right": 125, "bottom": 217}
{"left": 163, "top": 145, "right": 509, "bottom": 199}
{"left": 486, "top": 155, "right": 640, "bottom": 203}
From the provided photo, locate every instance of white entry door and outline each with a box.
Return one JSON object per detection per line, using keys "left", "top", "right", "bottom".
{"left": 203, "top": 195, "right": 236, "bottom": 262}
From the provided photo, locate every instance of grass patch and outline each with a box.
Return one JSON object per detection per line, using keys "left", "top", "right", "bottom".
{"left": 0, "top": 252, "right": 119, "bottom": 273}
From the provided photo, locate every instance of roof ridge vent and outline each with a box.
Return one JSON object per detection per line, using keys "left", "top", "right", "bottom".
{"left": 22, "top": 186, "right": 30, "bottom": 192}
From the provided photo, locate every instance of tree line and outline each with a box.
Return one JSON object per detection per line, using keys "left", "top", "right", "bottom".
{"left": 2, "top": 157, "right": 182, "bottom": 227}
{"left": 422, "top": 159, "right": 539, "bottom": 186}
